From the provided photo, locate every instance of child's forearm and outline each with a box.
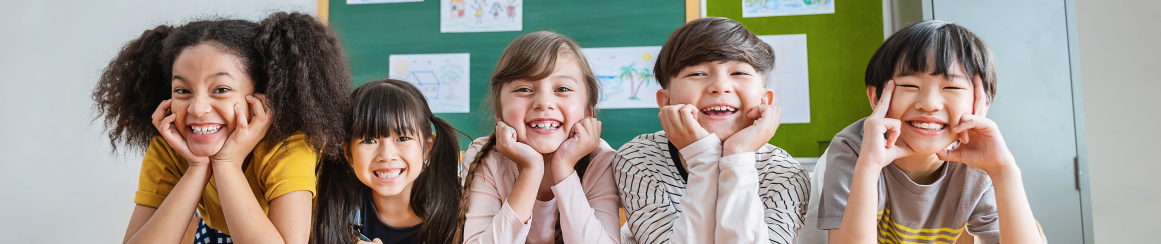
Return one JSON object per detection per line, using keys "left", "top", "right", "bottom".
{"left": 212, "top": 163, "right": 292, "bottom": 244}
{"left": 507, "top": 164, "right": 544, "bottom": 222}
{"left": 124, "top": 165, "right": 211, "bottom": 244}
{"left": 828, "top": 162, "right": 882, "bottom": 244}
{"left": 714, "top": 152, "right": 771, "bottom": 243}
{"left": 986, "top": 165, "right": 1042, "bottom": 244}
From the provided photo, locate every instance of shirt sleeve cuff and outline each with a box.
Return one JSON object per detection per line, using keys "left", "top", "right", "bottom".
{"left": 500, "top": 198, "right": 535, "bottom": 226}
{"left": 719, "top": 151, "right": 757, "bottom": 170}
{"left": 679, "top": 133, "right": 722, "bottom": 161}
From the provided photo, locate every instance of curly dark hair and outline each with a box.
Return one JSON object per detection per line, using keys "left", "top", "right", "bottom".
{"left": 92, "top": 12, "right": 352, "bottom": 160}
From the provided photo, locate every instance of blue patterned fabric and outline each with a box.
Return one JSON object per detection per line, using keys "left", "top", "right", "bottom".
{"left": 194, "top": 219, "right": 232, "bottom": 244}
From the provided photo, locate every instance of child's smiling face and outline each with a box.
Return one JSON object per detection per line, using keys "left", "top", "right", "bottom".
{"left": 658, "top": 60, "right": 773, "bottom": 141}
{"left": 348, "top": 134, "right": 428, "bottom": 198}
{"left": 170, "top": 43, "right": 255, "bottom": 157}
{"left": 498, "top": 55, "right": 589, "bottom": 154}
{"left": 879, "top": 63, "right": 978, "bottom": 155}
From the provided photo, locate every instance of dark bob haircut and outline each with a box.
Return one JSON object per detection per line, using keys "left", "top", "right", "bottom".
{"left": 865, "top": 20, "right": 997, "bottom": 103}
{"left": 653, "top": 17, "right": 775, "bottom": 89}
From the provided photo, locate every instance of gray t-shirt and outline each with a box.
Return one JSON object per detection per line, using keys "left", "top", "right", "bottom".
{"left": 817, "top": 118, "right": 1001, "bottom": 243}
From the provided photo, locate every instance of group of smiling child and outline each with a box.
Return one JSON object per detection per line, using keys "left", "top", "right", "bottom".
{"left": 93, "top": 11, "right": 1042, "bottom": 244}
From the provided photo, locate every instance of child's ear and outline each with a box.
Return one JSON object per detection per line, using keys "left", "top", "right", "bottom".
{"left": 424, "top": 136, "right": 435, "bottom": 161}
{"left": 656, "top": 88, "right": 671, "bottom": 108}
{"left": 761, "top": 89, "right": 774, "bottom": 105}
{"left": 866, "top": 86, "right": 879, "bottom": 109}
{"left": 342, "top": 143, "right": 353, "bottom": 165}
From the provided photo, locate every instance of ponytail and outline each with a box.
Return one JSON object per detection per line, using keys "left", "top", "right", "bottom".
{"left": 455, "top": 133, "right": 496, "bottom": 243}
{"left": 412, "top": 116, "right": 465, "bottom": 244}
{"left": 255, "top": 12, "right": 352, "bottom": 160}
{"left": 310, "top": 156, "right": 365, "bottom": 244}
{"left": 93, "top": 25, "right": 174, "bottom": 154}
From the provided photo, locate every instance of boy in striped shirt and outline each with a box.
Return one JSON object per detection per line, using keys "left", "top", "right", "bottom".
{"left": 614, "top": 17, "right": 810, "bottom": 244}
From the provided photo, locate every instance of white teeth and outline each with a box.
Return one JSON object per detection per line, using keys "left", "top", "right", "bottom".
{"left": 529, "top": 121, "right": 560, "bottom": 129}
{"left": 191, "top": 125, "right": 222, "bottom": 134}
{"left": 374, "top": 169, "right": 402, "bottom": 179}
{"left": 910, "top": 122, "right": 944, "bottom": 131}
{"left": 702, "top": 106, "right": 737, "bottom": 112}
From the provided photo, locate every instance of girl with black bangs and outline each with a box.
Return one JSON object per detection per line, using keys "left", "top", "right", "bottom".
{"left": 312, "top": 79, "right": 464, "bottom": 244}
{"left": 93, "top": 12, "right": 351, "bottom": 244}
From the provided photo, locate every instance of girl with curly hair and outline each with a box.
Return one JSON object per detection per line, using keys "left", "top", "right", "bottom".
{"left": 92, "top": 12, "right": 351, "bottom": 244}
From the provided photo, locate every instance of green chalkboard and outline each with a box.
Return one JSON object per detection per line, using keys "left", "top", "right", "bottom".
{"left": 708, "top": 0, "right": 883, "bottom": 157}
{"left": 329, "top": 0, "right": 683, "bottom": 150}
{"left": 329, "top": 0, "right": 881, "bottom": 157}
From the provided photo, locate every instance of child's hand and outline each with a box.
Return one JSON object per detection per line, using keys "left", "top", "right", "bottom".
{"left": 659, "top": 104, "right": 710, "bottom": 149}
{"left": 357, "top": 238, "right": 383, "bottom": 244}
{"left": 858, "top": 80, "right": 917, "bottom": 170}
{"left": 210, "top": 94, "right": 272, "bottom": 167}
{"left": 938, "top": 76, "right": 1016, "bottom": 173}
{"left": 495, "top": 121, "right": 544, "bottom": 171}
{"left": 551, "top": 117, "right": 602, "bottom": 182}
{"left": 723, "top": 104, "right": 782, "bottom": 156}
{"left": 151, "top": 99, "right": 210, "bottom": 166}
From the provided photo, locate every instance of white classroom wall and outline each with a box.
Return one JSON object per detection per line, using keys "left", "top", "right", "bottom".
{"left": 1076, "top": 0, "right": 1161, "bottom": 242}
{"left": 0, "top": 1, "right": 315, "bottom": 242}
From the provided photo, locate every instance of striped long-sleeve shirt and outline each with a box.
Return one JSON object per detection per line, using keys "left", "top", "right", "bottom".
{"left": 614, "top": 131, "right": 810, "bottom": 244}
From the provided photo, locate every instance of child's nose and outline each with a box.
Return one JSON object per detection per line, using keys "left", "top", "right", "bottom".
{"left": 706, "top": 76, "right": 734, "bottom": 95}
{"left": 375, "top": 143, "right": 399, "bottom": 161}
{"left": 187, "top": 96, "right": 214, "bottom": 117}
{"left": 532, "top": 93, "right": 557, "bottom": 111}
{"left": 914, "top": 90, "right": 945, "bottom": 112}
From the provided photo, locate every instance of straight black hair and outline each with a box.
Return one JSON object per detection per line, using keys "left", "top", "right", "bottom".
{"left": 865, "top": 20, "right": 997, "bottom": 103}
{"left": 313, "top": 79, "right": 464, "bottom": 244}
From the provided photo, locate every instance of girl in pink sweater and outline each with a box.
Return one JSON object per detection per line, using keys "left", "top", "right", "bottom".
{"left": 458, "top": 31, "right": 621, "bottom": 244}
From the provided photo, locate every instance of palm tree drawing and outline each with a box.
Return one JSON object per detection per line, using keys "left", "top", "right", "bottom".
{"left": 619, "top": 63, "right": 639, "bottom": 100}
{"left": 630, "top": 68, "right": 654, "bottom": 101}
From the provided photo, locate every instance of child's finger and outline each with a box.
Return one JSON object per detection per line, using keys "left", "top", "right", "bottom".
{"left": 972, "top": 75, "right": 988, "bottom": 116}
{"left": 234, "top": 104, "right": 249, "bottom": 130}
{"left": 678, "top": 104, "right": 699, "bottom": 130}
{"left": 870, "top": 80, "right": 896, "bottom": 119}
{"left": 248, "top": 95, "right": 269, "bottom": 120}
{"left": 884, "top": 119, "right": 901, "bottom": 149}
{"left": 373, "top": 238, "right": 383, "bottom": 244}
{"left": 151, "top": 99, "right": 172, "bottom": 126}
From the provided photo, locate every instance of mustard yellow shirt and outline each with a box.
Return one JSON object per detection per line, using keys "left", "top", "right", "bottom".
{"left": 134, "top": 133, "right": 318, "bottom": 235}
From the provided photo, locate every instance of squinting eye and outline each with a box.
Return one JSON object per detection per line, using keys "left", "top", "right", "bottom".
{"left": 213, "top": 87, "right": 231, "bottom": 94}
{"left": 731, "top": 71, "right": 750, "bottom": 76}
{"left": 555, "top": 87, "right": 573, "bottom": 92}
{"left": 900, "top": 85, "right": 920, "bottom": 88}
{"left": 513, "top": 87, "right": 532, "bottom": 93}
{"left": 360, "top": 139, "right": 377, "bottom": 144}
{"left": 685, "top": 72, "right": 706, "bottom": 77}
{"left": 174, "top": 88, "right": 190, "bottom": 94}
{"left": 943, "top": 87, "right": 966, "bottom": 90}
{"left": 397, "top": 136, "right": 412, "bottom": 142}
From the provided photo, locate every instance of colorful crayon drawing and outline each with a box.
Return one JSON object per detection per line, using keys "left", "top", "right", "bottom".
{"left": 757, "top": 34, "right": 810, "bottom": 124}
{"left": 742, "top": 0, "right": 834, "bottom": 18}
{"left": 388, "top": 53, "right": 471, "bottom": 113}
{"left": 441, "top": 0, "right": 521, "bottom": 33}
{"left": 581, "top": 46, "right": 663, "bottom": 109}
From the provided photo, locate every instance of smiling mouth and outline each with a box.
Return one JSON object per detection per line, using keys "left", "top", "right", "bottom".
{"left": 700, "top": 105, "right": 738, "bottom": 116}
{"left": 190, "top": 124, "right": 223, "bottom": 134}
{"left": 373, "top": 169, "right": 404, "bottom": 179}
{"left": 908, "top": 121, "right": 946, "bottom": 131}
{"left": 526, "top": 120, "right": 561, "bottom": 130}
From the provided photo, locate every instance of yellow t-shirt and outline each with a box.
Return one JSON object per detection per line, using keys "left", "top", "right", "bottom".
{"left": 133, "top": 133, "right": 318, "bottom": 235}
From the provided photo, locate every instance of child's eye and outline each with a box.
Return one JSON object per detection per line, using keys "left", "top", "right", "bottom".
{"left": 684, "top": 72, "right": 706, "bottom": 77}
{"left": 360, "top": 139, "right": 377, "bottom": 144}
{"left": 397, "top": 136, "right": 412, "bottom": 142}
{"left": 555, "top": 86, "right": 573, "bottom": 92}
{"left": 943, "top": 86, "right": 966, "bottom": 90}
{"left": 730, "top": 71, "right": 750, "bottom": 76}
{"left": 174, "top": 88, "right": 190, "bottom": 94}
{"left": 212, "top": 87, "right": 231, "bottom": 94}
{"left": 899, "top": 85, "right": 920, "bottom": 89}
{"left": 513, "top": 87, "right": 533, "bottom": 93}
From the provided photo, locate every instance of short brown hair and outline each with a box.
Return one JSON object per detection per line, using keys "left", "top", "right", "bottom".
{"left": 654, "top": 17, "right": 775, "bottom": 89}
{"left": 865, "top": 20, "right": 997, "bottom": 103}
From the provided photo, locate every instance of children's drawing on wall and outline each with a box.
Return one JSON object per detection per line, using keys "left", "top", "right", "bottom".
{"left": 581, "top": 46, "right": 663, "bottom": 109}
{"left": 441, "top": 0, "right": 521, "bottom": 33}
{"left": 347, "top": 0, "right": 422, "bottom": 4}
{"left": 757, "top": 34, "right": 810, "bottom": 123}
{"left": 742, "top": 0, "right": 834, "bottom": 18}
{"left": 388, "top": 53, "right": 471, "bottom": 113}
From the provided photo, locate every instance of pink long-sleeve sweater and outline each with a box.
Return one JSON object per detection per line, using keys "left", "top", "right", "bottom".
{"left": 461, "top": 137, "right": 622, "bottom": 244}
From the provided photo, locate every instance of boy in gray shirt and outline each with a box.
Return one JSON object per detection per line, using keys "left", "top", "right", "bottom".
{"left": 815, "top": 20, "right": 1042, "bottom": 243}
